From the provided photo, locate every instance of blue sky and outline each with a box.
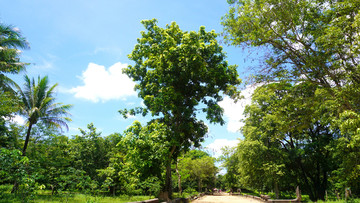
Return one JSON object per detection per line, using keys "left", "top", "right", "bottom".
{"left": 1, "top": 0, "right": 259, "bottom": 157}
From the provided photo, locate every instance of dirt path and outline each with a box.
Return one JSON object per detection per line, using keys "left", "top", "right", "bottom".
{"left": 191, "top": 194, "right": 262, "bottom": 203}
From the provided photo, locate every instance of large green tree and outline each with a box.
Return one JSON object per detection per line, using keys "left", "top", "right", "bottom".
{"left": 121, "top": 19, "right": 241, "bottom": 199}
{"left": 222, "top": 0, "right": 360, "bottom": 131}
{"left": 222, "top": 1, "right": 360, "bottom": 199}
{"left": 238, "top": 82, "right": 338, "bottom": 201}
{"left": 16, "top": 75, "right": 72, "bottom": 156}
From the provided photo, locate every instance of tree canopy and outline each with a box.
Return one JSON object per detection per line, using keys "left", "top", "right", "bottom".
{"left": 222, "top": 0, "right": 360, "bottom": 119}
{"left": 124, "top": 19, "right": 240, "bottom": 151}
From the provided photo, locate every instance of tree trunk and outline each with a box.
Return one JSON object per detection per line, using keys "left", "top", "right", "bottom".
{"left": 176, "top": 159, "right": 182, "bottom": 195}
{"left": 274, "top": 181, "right": 279, "bottom": 199}
{"left": 164, "top": 161, "right": 172, "bottom": 201}
{"left": 11, "top": 181, "right": 18, "bottom": 193}
{"left": 198, "top": 179, "right": 202, "bottom": 192}
{"left": 22, "top": 123, "right": 33, "bottom": 156}
{"left": 12, "top": 124, "right": 33, "bottom": 193}
{"left": 163, "top": 145, "right": 176, "bottom": 201}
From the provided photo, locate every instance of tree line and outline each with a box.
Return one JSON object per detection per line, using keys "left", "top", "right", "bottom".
{"left": 1, "top": 121, "right": 218, "bottom": 199}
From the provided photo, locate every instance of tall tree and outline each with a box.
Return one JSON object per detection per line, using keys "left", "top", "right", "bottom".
{"left": 0, "top": 23, "right": 29, "bottom": 92}
{"left": 16, "top": 75, "right": 72, "bottom": 156}
{"left": 222, "top": 1, "right": 360, "bottom": 198}
{"left": 121, "top": 19, "right": 241, "bottom": 200}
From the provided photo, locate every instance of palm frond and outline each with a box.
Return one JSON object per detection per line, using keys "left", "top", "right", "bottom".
{"left": 0, "top": 24, "right": 29, "bottom": 49}
{"left": 0, "top": 73, "right": 20, "bottom": 94}
{"left": 18, "top": 75, "right": 73, "bottom": 132}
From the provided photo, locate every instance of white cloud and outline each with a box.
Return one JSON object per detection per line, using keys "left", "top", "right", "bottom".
{"left": 10, "top": 115, "right": 26, "bottom": 125}
{"left": 206, "top": 139, "right": 239, "bottom": 158}
{"left": 12, "top": 27, "right": 21, "bottom": 32}
{"left": 219, "top": 84, "right": 260, "bottom": 133}
{"left": 70, "top": 62, "right": 136, "bottom": 102}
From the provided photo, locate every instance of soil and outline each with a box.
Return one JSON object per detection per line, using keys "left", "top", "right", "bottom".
{"left": 191, "top": 194, "right": 262, "bottom": 203}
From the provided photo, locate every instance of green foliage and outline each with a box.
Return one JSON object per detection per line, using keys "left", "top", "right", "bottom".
{"left": 222, "top": 0, "right": 360, "bottom": 140}
{"left": 139, "top": 177, "right": 161, "bottom": 197}
{"left": 0, "top": 149, "right": 28, "bottom": 184}
{"left": 219, "top": 146, "right": 240, "bottom": 190}
{"left": 0, "top": 149, "right": 43, "bottom": 202}
{"left": 222, "top": 0, "right": 360, "bottom": 92}
{"left": 222, "top": 1, "right": 360, "bottom": 200}
{"left": 121, "top": 121, "right": 170, "bottom": 182}
{"left": 228, "top": 82, "right": 340, "bottom": 200}
{"left": 123, "top": 18, "right": 241, "bottom": 153}
{"left": 122, "top": 18, "right": 241, "bottom": 198}
{"left": 96, "top": 132, "right": 123, "bottom": 194}
{"left": 0, "top": 23, "right": 29, "bottom": 92}
{"left": 0, "top": 121, "right": 217, "bottom": 199}
{"left": 70, "top": 123, "right": 108, "bottom": 182}
{"left": 0, "top": 91, "right": 22, "bottom": 149}
{"left": 176, "top": 150, "right": 218, "bottom": 193}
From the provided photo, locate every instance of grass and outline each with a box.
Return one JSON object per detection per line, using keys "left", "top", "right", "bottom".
{"left": 237, "top": 189, "right": 360, "bottom": 202}
{"left": 33, "top": 193, "right": 153, "bottom": 203}
{"left": 1, "top": 192, "right": 153, "bottom": 203}
{"left": 315, "top": 200, "right": 360, "bottom": 203}
{"left": 0, "top": 184, "right": 154, "bottom": 203}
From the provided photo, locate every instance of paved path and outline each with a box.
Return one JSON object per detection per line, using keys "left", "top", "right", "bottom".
{"left": 191, "top": 195, "right": 261, "bottom": 203}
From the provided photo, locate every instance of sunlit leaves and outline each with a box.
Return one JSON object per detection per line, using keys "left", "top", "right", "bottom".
{"left": 123, "top": 19, "right": 241, "bottom": 156}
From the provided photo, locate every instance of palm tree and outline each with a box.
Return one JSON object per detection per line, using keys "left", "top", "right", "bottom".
{"left": 0, "top": 23, "right": 29, "bottom": 92}
{"left": 16, "top": 75, "right": 72, "bottom": 156}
